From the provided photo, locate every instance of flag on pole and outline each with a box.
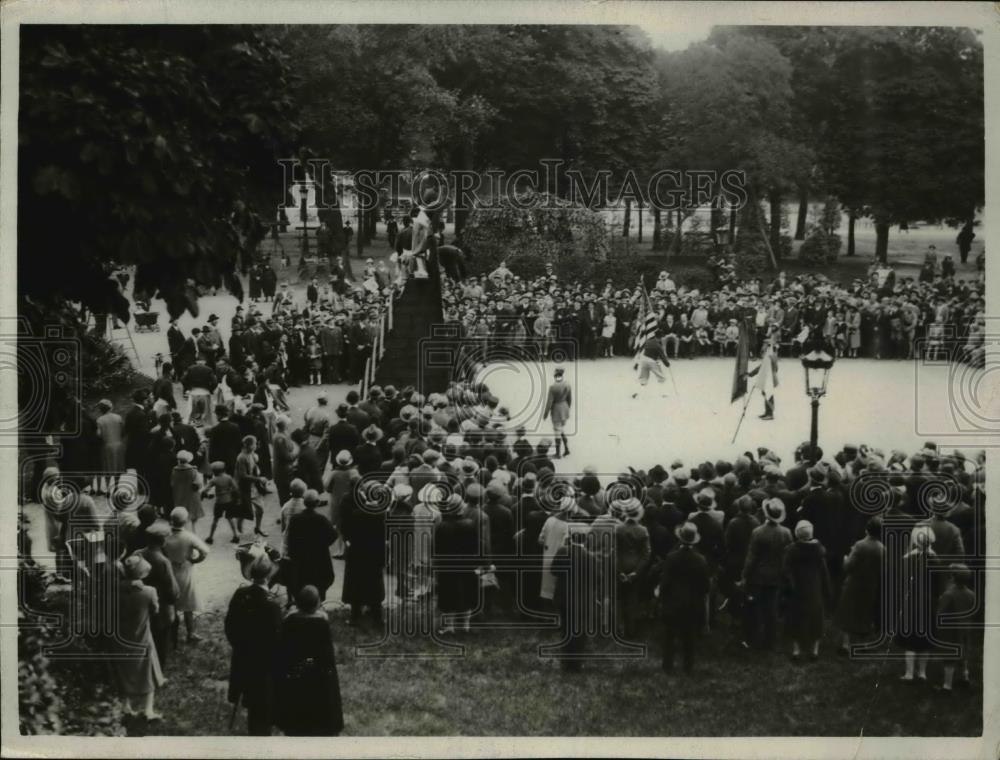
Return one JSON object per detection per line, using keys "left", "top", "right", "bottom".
{"left": 631, "top": 279, "right": 660, "bottom": 352}
{"left": 731, "top": 317, "right": 752, "bottom": 402}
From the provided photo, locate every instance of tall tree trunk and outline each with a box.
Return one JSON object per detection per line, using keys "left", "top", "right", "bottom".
{"left": 652, "top": 206, "right": 662, "bottom": 251}
{"left": 874, "top": 220, "right": 890, "bottom": 263}
{"left": 846, "top": 212, "right": 856, "bottom": 257}
{"left": 768, "top": 190, "right": 782, "bottom": 256}
{"left": 729, "top": 203, "right": 737, "bottom": 245}
{"left": 637, "top": 202, "right": 643, "bottom": 243}
{"left": 710, "top": 187, "right": 723, "bottom": 246}
{"left": 454, "top": 138, "right": 474, "bottom": 238}
{"left": 795, "top": 189, "right": 808, "bottom": 240}
{"left": 355, "top": 206, "right": 364, "bottom": 259}
{"left": 672, "top": 211, "right": 684, "bottom": 255}
{"left": 622, "top": 199, "right": 632, "bottom": 238}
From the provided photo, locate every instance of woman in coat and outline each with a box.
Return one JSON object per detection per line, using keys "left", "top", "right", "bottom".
{"left": 170, "top": 450, "right": 204, "bottom": 528}
{"left": 896, "top": 524, "right": 944, "bottom": 683}
{"left": 225, "top": 555, "right": 283, "bottom": 736}
{"left": 113, "top": 554, "right": 165, "bottom": 720}
{"left": 835, "top": 516, "right": 885, "bottom": 653}
{"left": 286, "top": 493, "right": 338, "bottom": 601}
{"left": 275, "top": 586, "right": 344, "bottom": 736}
{"left": 341, "top": 481, "right": 388, "bottom": 625}
{"left": 271, "top": 415, "right": 299, "bottom": 508}
{"left": 146, "top": 430, "right": 177, "bottom": 516}
{"left": 782, "top": 520, "right": 832, "bottom": 661}
{"left": 538, "top": 494, "right": 586, "bottom": 603}
{"left": 433, "top": 493, "right": 479, "bottom": 634}
{"left": 164, "top": 507, "right": 210, "bottom": 645}
{"left": 136, "top": 521, "right": 180, "bottom": 668}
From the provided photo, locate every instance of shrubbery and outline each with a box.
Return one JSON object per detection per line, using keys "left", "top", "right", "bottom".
{"left": 798, "top": 197, "right": 843, "bottom": 265}
{"left": 462, "top": 192, "right": 608, "bottom": 280}
{"left": 18, "top": 540, "right": 126, "bottom": 736}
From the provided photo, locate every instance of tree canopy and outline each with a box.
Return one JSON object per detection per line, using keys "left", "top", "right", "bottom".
{"left": 18, "top": 25, "right": 299, "bottom": 319}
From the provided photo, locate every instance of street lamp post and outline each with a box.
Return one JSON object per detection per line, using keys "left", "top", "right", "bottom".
{"left": 801, "top": 348, "right": 835, "bottom": 459}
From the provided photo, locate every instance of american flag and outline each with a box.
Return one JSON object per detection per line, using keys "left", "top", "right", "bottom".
{"left": 631, "top": 278, "right": 659, "bottom": 352}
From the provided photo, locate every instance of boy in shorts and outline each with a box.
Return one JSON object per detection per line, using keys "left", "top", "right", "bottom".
{"left": 202, "top": 460, "right": 239, "bottom": 544}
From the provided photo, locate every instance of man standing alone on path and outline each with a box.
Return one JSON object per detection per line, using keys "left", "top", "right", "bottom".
{"left": 542, "top": 367, "right": 572, "bottom": 459}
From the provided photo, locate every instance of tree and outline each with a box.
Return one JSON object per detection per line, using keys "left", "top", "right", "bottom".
{"left": 18, "top": 25, "right": 299, "bottom": 319}
{"left": 818, "top": 27, "right": 984, "bottom": 262}
{"left": 656, "top": 32, "right": 809, "bottom": 264}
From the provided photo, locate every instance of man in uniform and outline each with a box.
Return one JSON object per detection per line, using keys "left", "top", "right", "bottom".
{"left": 632, "top": 328, "right": 671, "bottom": 399}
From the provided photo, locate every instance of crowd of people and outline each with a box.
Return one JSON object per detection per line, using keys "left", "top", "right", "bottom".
{"left": 33, "top": 359, "right": 985, "bottom": 731}
{"left": 441, "top": 250, "right": 985, "bottom": 365}
{"left": 23, "top": 229, "right": 986, "bottom": 734}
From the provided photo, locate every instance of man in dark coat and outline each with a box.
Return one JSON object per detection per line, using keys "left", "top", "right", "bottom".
{"left": 286, "top": 492, "right": 339, "bottom": 600}
{"left": 352, "top": 427, "right": 384, "bottom": 477}
{"left": 721, "top": 495, "right": 759, "bottom": 622}
{"left": 291, "top": 429, "right": 324, "bottom": 493}
{"left": 167, "top": 319, "right": 186, "bottom": 371}
{"left": 341, "top": 483, "right": 387, "bottom": 625}
{"left": 658, "top": 522, "right": 711, "bottom": 673}
{"left": 124, "top": 389, "right": 153, "bottom": 476}
{"left": 552, "top": 528, "right": 598, "bottom": 671}
{"left": 327, "top": 405, "right": 361, "bottom": 457}
{"left": 483, "top": 485, "right": 516, "bottom": 613}
{"left": 208, "top": 406, "right": 243, "bottom": 477}
{"left": 225, "top": 556, "right": 282, "bottom": 735}
{"left": 344, "top": 391, "right": 371, "bottom": 431}
{"left": 170, "top": 412, "right": 202, "bottom": 468}
{"left": 433, "top": 495, "right": 480, "bottom": 634}
{"left": 742, "top": 498, "right": 794, "bottom": 650}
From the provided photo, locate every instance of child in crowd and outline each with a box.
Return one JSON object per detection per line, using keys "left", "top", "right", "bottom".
{"left": 201, "top": 461, "right": 239, "bottom": 544}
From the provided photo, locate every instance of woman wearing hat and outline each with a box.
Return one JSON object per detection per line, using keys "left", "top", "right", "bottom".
{"left": 271, "top": 415, "right": 299, "bottom": 508}
{"left": 542, "top": 368, "right": 572, "bottom": 459}
{"left": 354, "top": 425, "right": 385, "bottom": 476}
{"left": 164, "top": 507, "right": 210, "bottom": 645}
{"left": 341, "top": 483, "right": 389, "bottom": 626}
{"left": 286, "top": 491, "right": 339, "bottom": 602}
{"left": 896, "top": 524, "right": 945, "bottom": 683}
{"left": 741, "top": 497, "right": 793, "bottom": 650}
{"left": 135, "top": 520, "right": 180, "bottom": 667}
{"left": 835, "top": 516, "right": 885, "bottom": 655}
{"left": 782, "top": 520, "right": 833, "bottom": 661}
{"left": 236, "top": 435, "right": 269, "bottom": 539}
{"left": 538, "top": 492, "right": 585, "bottom": 603}
{"left": 409, "top": 484, "right": 444, "bottom": 601}
{"left": 433, "top": 492, "right": 478, "bottom": 634}
{"left": 274, "top": 586, "right": 344, "bottom": 736}
{"left": 113, "top": 554, "right": 165, "bottom": 720}
{"left": 658, "top": 522, "right": 711, "bottom": 673}
{"left": 225, "top": 554, "right": 283, "bottom": 735}
{"left": 170, "top": 450, "right": 205, "bottom": 531}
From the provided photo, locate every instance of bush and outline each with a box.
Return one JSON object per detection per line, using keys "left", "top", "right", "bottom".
{"left": 462, "top": 192, "right": 608, "bottom": 281}
{"left": 777, "top": 234, "right": 794, "bottom": 259}
{"left": 18, "top": 555, "right": 127, "bottom": 736}
{"left": 799, "top": 196, "right": 842, "bottom": 265}
{"left": 799, "top": 229, "right": 842, "bottom": 265}
{"left": 680, "top": 230, "right": 718, "bottom": 257}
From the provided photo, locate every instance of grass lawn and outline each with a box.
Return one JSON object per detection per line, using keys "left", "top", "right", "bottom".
{"left": 130, "top": 604, "right": 982, "bottom": 737}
